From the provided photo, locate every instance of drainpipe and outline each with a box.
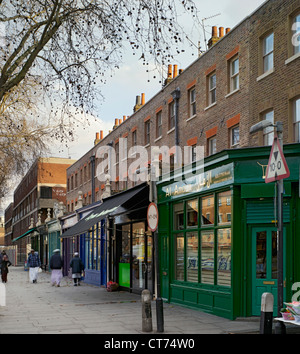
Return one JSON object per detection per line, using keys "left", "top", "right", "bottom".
{"left": 171, "top": 87, "right": 181, "bottom": 165}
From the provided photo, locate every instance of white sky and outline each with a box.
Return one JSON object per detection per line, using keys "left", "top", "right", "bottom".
{"left": 48, "top": 0, "right": 266, "bottom": 161}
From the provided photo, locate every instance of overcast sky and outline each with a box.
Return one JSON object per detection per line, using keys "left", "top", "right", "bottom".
{"left": 48, "top": 0, "right": 266, "bottom": 162}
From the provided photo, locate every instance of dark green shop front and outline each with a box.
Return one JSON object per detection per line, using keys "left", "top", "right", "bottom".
{"left": 157, "top": 144, "right": 300, "bottom": 320}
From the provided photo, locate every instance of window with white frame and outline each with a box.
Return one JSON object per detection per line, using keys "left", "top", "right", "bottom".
{"left": 263, "top": 110, "right": 274, "bottom": 146}
{"left": 156, "top": 110, "right": 162, "bottom": 138}
{"left": 292, "top": 13, "right": 300, "bottom": 55}
{"left": 169, "top": 101, "right": 175, "bottom": 130}
{"left": 262, "top": 32, "right": 274, "bottom": 73}
{"left": 230, "top": 125, "right": 240, "bottom": 148}
{"left": 189, "top": 87, "right": 196, "bottom": 117}
{"left": 230, "top": 57, "right": 239, "bottom": 92}
{"left": 208, "top": 73, "right": 216, "bottom": 105}
{"left": 294, "top": 97, "right": 300, "bottom": 142}
{"left": 145, "top": 120, "right": 150, "bottom": 145}
{"left": 208, "top": 136, "right": 217, "bottom": 156}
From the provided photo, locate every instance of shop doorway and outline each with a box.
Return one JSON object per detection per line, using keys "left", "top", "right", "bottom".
{"left": 117, "top": 222, "right": 153, "bottom": 294}
{"left": 251, "top": 227, "right": 286, "bottom": 316}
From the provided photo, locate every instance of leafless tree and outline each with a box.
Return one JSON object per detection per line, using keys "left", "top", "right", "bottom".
{"left": 0, "top": 0, "right": 199, "bottom": 200}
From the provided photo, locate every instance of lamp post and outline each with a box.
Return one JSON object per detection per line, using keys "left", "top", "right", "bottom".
{"left": 250, "top": 121, "right": 286, "bottom": 334}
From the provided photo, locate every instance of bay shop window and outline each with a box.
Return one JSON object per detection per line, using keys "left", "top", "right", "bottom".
{"left": 173, "top": 191, "right": 232, "bottom": 287}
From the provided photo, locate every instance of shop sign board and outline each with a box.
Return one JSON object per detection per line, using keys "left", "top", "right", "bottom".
{"left": 265, "top": 137, "right": 290, "bottom": 183}
{"left": 147, "top": 202, "right": 159, "bottom": 232}
{"left": 159, "top": 163, "right": 234, "bottom": 202}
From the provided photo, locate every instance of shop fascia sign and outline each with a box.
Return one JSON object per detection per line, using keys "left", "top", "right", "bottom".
{"left": 84, "top": 206, "right": 120, "bottom": 221}
{"left": 161, "top": 163, "right": 234, "bottom": 201}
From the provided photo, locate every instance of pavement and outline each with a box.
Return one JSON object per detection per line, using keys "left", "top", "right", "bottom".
{"left": 0, "top": 266, "right": 280, "bottom": 335}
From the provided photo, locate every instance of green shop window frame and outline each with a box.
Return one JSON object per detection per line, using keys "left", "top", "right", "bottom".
{"left": 172, "top": 190, "right": 232, "bottom": 288}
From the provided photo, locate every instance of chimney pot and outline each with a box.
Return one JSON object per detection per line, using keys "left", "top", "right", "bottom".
{"left": 219, "top": 27, "right": 224, "bottom": 38}
{"left": 123, "top": 115, "right": 126, "bottom": 122}
{"left": 173, "top": 64, "right": 178, "bottom": 78}
{"left": 96, "top": 132, "right": 99, "bottom": 140}
{"left": 118, "top": 119, "right": 122, "bottom": 125}
{"left": 115, "top": 118, "right": 119, "bottom": 126}
{"left": 100, "top": 130, "right": 103, "bottom": 139}
{"left": 226, "top": 28, "right": 231, "bottom": 34}
{"left": 168, "top": 64, "right": 172, "bottom": 78}
{"left": 212, "top": 26, "right": 218, "bottom": 37}
{"left": 141, "top": 93, "right": 145, "bottom": 105}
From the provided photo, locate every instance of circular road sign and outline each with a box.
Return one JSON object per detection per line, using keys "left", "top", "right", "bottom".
{"left": 147, "top": 202, "right": 159, "bottom": 232}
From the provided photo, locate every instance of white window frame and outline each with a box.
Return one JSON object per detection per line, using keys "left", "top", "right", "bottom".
{"left": 292, "top": 13, "right": 300, "bottom": 55}
{"left": 230, "top": 125, "right": 240, "bottom": 148}
{"left": 189, "top": 87, "right": 196, "bottom": 117}
{"left": 208, "top": 136, "right": 217, "bottom": 156}
{"left": 156, "top": 110, "right": 162, "bottom": 138}
{"left": 294, "top": 97, "right": 300, "bottom": 142}
{"left": 230, "top": 57, "right": 239, "bottom": 92}
{"left": 208, "top": 73, "right": 216, "bottom": 105}
{"left": 263, "top": 32, "right": 274, "bottom": 73}
{"left": 262, "top": 110, "right": 274, "bottom": 146}
{"left": 169, "top": 101, "right": 175, "bottom": 130}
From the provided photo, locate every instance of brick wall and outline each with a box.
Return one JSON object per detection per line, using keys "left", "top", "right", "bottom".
{"left": 67, "top": 0, "right": 300, "bottom": 210}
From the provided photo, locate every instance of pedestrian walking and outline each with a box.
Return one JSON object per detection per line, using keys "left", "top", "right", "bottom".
{"left": 70, "top": 252, "right": 84, "bottom": 286}
{"left": 50, "top": 249, "right": 63, "bottom": 287}
{"left": 27, "top": 249, "right": 41, "bottom": 283}
{"left": 0, "top": 250, "right": 6, "bottom": 269}
{"left": 1, "top": 255, "right": 11, "bottom": 283}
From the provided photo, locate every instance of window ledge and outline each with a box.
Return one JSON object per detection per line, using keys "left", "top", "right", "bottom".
{"left": 256, "top": 68, "right": 274, "bottom": 82}
{"left": 144, "top": 143, "right": 150, "bottom": 148}
{"left": 186, "top": 114, "right": 197, "bottom": 122}
{"left": 154, "top": 136, "right": 162, "bottom": 143}
{"left": 204, "top": 102, "right": 217, "bottom": 111}
{"left": 285, "top": 52, "right": 300, "bottom": 65}
{"left": 167, "top": 127, "right": 175, "bottom": 135}
{"left": 225, "top": 88, "right": 240, "bottom": 98}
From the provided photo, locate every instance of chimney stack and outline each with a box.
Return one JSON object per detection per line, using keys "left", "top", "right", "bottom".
{"left": 94, "top": 132, "right": 100, "bottom": 145}
{"left": 208, "top": 26, "right": 221, "bottom": 48}
{"left": 113, "top": 118, "right": 119, "bottom": 129}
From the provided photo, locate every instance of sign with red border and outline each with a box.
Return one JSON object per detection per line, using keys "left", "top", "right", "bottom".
{"left": 147, "top": 202, "right": 159, "bottom": 232}
{"left": 265, "top": 137, "right": 290, "bottom": 183}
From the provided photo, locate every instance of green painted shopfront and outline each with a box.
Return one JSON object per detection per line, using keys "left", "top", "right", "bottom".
{"left": 157, "top": 144, "right": 300, "bottom": 320}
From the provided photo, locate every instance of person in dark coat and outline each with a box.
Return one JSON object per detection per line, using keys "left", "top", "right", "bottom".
{"left": 1, "top": 255, "right": 12, "bottom": 283}
{"left": 69, "top": 252, "right": 84, "bottom": 286}
{"left": 50, "top": 249, "right": 63, "bottom": 287}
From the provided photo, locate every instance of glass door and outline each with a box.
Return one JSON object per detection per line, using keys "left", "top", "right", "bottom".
{"left": 251, "top": 227, "right": 286, "bottom": 316}
{"left": 132, "top": 222, "right": 146, "bottom": 291}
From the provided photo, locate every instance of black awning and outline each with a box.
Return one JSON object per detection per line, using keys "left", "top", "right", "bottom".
{"left": 61, "top": 184, "right": 148, "bottom": 238}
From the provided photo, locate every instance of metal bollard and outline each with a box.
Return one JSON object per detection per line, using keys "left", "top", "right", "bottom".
{"left": 142, "top": 289, "right": 153, "bottom": 332}
{"left": 260, "top": 292, "right": 274, "bottom": 334}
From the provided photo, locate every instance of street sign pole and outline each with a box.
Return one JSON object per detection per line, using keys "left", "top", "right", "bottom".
{"left": 274, "top": 123, "right": 286, "bottom": 334}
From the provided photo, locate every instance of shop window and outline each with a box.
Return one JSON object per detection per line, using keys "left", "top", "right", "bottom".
{"left": 217, "top": 191, "right": 232, "bottom": 225}
{"left": 201, "top": 195, "right": 214, "bottom": 225}
{"left": 174, "top": 202, "right": 184, "bottom": 230}
{"left": 187, "top": 232, "right": 198, "bottom": 283}
{"left": 175, "top": 233, "right": 184, "bottom": 281}
{"left": 217, "top": 229, "right": 231, "bottom": 286}
{"left": 201, "top": 230, "right": 214, "bottom": 284}
{"left": 186, "top": 199, "right": 198, "bottom": 227}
